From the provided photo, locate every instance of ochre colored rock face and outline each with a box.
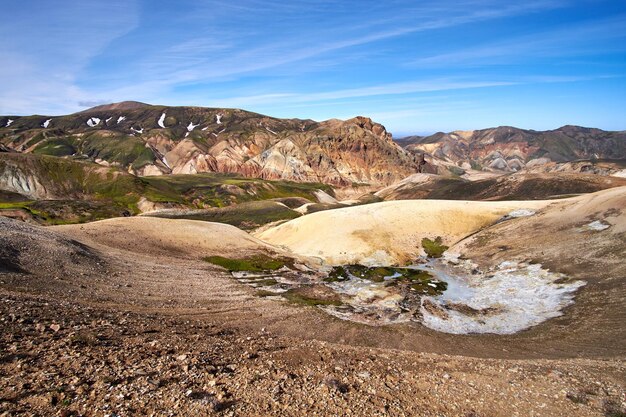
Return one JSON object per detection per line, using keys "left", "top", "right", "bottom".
{"left": 0, "top": 104, "right": 418, "bottom": 186}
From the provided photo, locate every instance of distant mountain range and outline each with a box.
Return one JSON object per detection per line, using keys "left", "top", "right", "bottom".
{"left": 0, "top": 101, "right": 418, "bottom": 186}
{"left": 1, "top": 102, "right": 625, "bottom": 186}
{"left": 396, "top": 126, "right": 626, "bottom": 174}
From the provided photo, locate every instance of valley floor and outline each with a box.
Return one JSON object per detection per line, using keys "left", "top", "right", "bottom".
{"left": 1, "top": 221, "right": 624, "bottom": 416}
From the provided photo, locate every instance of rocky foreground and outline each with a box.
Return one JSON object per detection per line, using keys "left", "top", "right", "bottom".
{"left": 2, "top": 293, "right": 624, "bottom": 417}
{"left": 1, "top": 205, "right": 625, "bottom": 416}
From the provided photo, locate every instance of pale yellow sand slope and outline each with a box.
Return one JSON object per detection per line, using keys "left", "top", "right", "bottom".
{"left": 53, "top": 216, "right": 279, "bottom": 259}
{"left": 255, "top": 199, "right": 551, "bottom": 265}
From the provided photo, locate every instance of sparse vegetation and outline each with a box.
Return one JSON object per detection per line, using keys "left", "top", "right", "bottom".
{"left": 324, "top": 265, "right": 447, "bottom": 295}
{"left": 203, "top": 255, "right": 289, "bottom": 272}
{"left": 327, "top": 265, "right": 437, "bottom": 282}
{"left": 150, "top": 200, "right": 301, "bottom": 230}
{"left": 422, "top": 237, "right": 448, "bottom": 258}
{"left": 0, "top": 153, "right": 338, "bottom": 225}
{"left": 282, "top": 287, "right": 343, "bottom": 306}
{"left": 0, "top": 201, "right": 32, "bottom": 210}
{"left": 566, "top": 391, "right": 589, "bottom": 405}
{"left": 603, "top": 399, "right": 626, "bottom": 417}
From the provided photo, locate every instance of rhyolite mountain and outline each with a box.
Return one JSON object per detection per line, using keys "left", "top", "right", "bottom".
{"left": 398, "top": 126, "right": 626, "bottom": 173}
{"left": 0, "top": 102, "right": 419, "bottom": 186}
{"left": 3, "top": 102, "right": 625, "bottom": 185}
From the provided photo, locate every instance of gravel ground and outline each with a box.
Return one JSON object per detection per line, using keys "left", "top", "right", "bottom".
{"left": 0, "top": 217, "right": 624, "bottom": 416}
{"left": 1, "top": 293, "right": 625, "bottom": 417}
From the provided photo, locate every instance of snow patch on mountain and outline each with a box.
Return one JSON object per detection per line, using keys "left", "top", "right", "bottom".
{"left": 158, "top": 113, "right": 166, "bottom": 128}
{"left": 86, "top": 117, "right": 101, "bottom": 127}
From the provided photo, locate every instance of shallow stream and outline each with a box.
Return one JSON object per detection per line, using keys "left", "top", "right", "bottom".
{"left": 234, "top": 257, "right": 585, "bottom": 335}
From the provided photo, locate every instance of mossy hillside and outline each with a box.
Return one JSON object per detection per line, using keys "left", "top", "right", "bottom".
{"left": 29, "top": 200, "right": 135, "bottom": 225}
{"left": 0, "top": 200, "right": 134, "bottom": 225}
{"left": 203, "top": 254, "right": 291, "bottom": 272}
{"left": 22, "top": 132, "right": 48, "bottom": 149}
{"left": 27, "top": 131, "right": 156, "bottom": 169}
{"left": 0, "top": 105, "right": 307, "bottom": 173}
{"left": 32, "top": 138, "right": 76, "bottom": 157}
{"left": 31, "top": 155, "right": 147, "bottom": 210}
{"left": 149, "top": 200, "right": 301, "bottom": 230}
{"left": 79, "top": 132, "right": 156, "bottom": 168}
{"left": 0, "top": 154, "right": 334, "bottom": 225}
{"left": 141, "top": 173, "right": 333, "bottom": 208}
{"left": 0, "top": 154, "right": 151, "bottom": 218}
{"left": 419, "top": 173, "right": 626, "bottom": 201}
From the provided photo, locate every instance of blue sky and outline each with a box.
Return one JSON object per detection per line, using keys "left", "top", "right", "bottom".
{"left": 1, "top": 0, "right": 625, "bottom": 135}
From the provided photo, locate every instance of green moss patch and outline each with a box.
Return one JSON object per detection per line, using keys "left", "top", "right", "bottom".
{"left": 410, "top": 280, "right": 448, "bottom": 295}
{"left": 326, "top": 265, "right": 436, "bottom": 283}
{"left": 325, "top": 264, "right": 447, "bottom": 296}
{"left": 203, "top": 255, "right": 290, "bottom": 272}
{"left": 0, "top": 201, "right": 32, "bottom": 210}
{"left": 325, "top": 265, "right": 395, "bottom": 282}
{"left": 421, "top": 237, "right": 448, "bottom": 258}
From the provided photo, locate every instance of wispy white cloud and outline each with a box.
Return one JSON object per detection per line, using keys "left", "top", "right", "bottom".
{"left": 207, "top": 75, "right": 595, "bottom": 108}
{"left": 0, "top": 0, "right": 140, "bottom": 114}
{"left": 1, "top": 0, "right": 564, "bottom": 115}
{"left": 128, "top": 0, "right": 566, "bottom": 85}
{"left": 411, "top": 15, "right": 626, "bottom": 67}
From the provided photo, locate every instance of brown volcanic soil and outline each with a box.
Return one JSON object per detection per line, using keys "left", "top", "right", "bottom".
{"left": 375, "top": 172, "right": 626, "bottom": 201}
{"left": 1, "top": 212, "right": 625, "bottom": 416}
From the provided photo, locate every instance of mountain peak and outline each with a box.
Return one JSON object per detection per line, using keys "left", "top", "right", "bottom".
{"left": 0, "top": 105, "right": 416, "bottom": 186}
{"left": 78, "top": 101, "right": 152, "bottom": 114}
